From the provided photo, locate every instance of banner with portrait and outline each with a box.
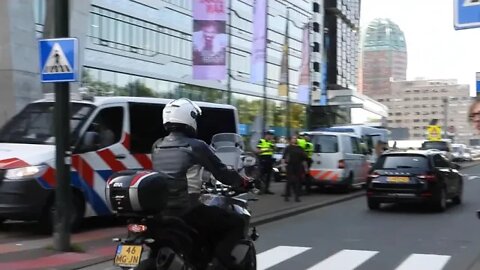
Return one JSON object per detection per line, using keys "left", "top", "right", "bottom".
{"left": 193, "top": 0, "right": 227, "bottom": 80}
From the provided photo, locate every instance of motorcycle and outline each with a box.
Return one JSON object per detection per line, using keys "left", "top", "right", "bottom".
{"left": 105, "top": 141, "right": 259, "bottom": 269}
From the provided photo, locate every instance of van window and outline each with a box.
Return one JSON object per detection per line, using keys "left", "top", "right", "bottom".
{"left": 128, "top": 103, "right": 236, "bottom": 152}
{"left": 197, "top": 107, "right": 237, "bottom": 145}
{"left": 314, "top": 135, "right": 338, "bottom": 153}
{"left": 0, "top": 102, "right": 94, "bottom": 145}
{"left": 351, "top": 137, "right": 362, "bottom": 154}
{"left": 80, "top": 106, "right": 123, "bottom": 151}
{"left": 129, "top": 103, "right": 167, "bottom": 154}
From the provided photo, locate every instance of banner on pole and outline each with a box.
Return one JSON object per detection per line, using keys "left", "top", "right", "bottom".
{"left": 192, "top": 0, "right": 227, "bottom": 80}
{"left": 297, "top": 23, "right": 310, "bottom": 103}
{"left": 250, "top": 0, "right": 267, "bottom": 83}
{"left": 278, "top": 17, "right": 289, "bottom": 97}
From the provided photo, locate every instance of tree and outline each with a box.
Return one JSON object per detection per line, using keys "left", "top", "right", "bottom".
{"left": 121, "top": 80, "right": 158, "bottom": 97}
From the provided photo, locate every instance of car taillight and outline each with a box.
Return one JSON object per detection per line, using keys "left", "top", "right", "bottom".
{"left": 417, "top": 173, "right": 437, "bottom": 181}
{"left": 338, "top": 160, "right": 345, "bottom": 168}
{"left": 128, "top": 224, "right": 148, "bottom": 233}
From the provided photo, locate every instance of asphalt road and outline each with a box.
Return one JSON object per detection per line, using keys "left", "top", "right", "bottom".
{"left": 253, "top": 164, "right": 480, "bottom": 270}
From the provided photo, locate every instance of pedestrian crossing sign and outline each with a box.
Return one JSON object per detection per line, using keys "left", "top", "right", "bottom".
{"left": 38, "top": 38, "right": 78, "bottom": 83}
{"left": 427, "top": 125, "right": 442, "bottom": 141}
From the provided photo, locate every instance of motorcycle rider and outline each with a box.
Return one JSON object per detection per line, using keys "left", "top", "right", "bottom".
{"left": 151, "top": 98, "right": 251, "bottom": 269}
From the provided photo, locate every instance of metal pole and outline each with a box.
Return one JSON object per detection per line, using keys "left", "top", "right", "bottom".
{"left": 286, "top": 7, "right": 291, "bottom": 137}
{"left": 227, "top": 0, "right": 233, "bottom": 105}
{"left": 262, "top": 0, "right": 269, "bottom": 133}
{"left": 443, "top": 97, "right": 448, "bottom": 139}
{"left": 53, "top": 0, "right": 72, "bottom": 252}
{"left": 306, "top": 20, "right": 313, "bottom": 130}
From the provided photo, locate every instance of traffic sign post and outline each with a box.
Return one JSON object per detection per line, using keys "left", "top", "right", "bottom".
{"left": 476, "top": 72, "right": 480, "bottom": 95}
{"left": 454, "top": 0, "right": 480, "bottom": 30}
{"left": 39, "top": 0, "right": 75, "bottom": 252}
{"left": 427, "top": 125, "right": 442, "bottom": 141}
{"left": 39, "top": 38, "right": 78, "bottom": 82}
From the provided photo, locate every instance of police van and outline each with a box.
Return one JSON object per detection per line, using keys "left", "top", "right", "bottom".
{"left": 0, "top": 94, "right": 239, "bottom": 230}
{"left": 305, "top": 131, "right": 370, "bottom": 191}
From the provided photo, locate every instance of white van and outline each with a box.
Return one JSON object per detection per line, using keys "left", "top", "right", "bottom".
{"left": 306, "top": 131, "right": 369, "bottom": 190}
{"left": 0, "top": 94, "right": 239, "bottom": 229}
{"left": 315, "top": 125, "right": 390, "bottom": 163}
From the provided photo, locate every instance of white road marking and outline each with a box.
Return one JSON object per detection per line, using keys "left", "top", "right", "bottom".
{"left": 468, "top": 175, "right": 480, "bottom": 180}
{"left": 394, "top": 254, "right": 451, "bottom": 270}
{"left": 306, "top": 249, "right": 378, "bottom": 270}
{"left": 257, "top": 246, "right": 311, "bottom": 270}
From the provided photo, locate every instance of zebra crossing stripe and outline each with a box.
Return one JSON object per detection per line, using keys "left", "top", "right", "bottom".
{"left": 306, "top": 249, "right": 378, "bottom": 270}
{"left": 257, "top": 246, "right": 311, "bottom": 270}
{"left": 394, "top": 254, "right": 451, "bottom": 270}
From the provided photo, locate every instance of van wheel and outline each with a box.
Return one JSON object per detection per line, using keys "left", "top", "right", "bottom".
{"left": 38, "top": 192, "right": 85, "bottom": 234}
{"left": 343, "top": 173, "right": 354, "bottom": 193}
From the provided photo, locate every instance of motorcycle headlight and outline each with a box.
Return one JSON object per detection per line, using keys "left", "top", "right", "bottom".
{"left": 4, "top": 165, "right": 47, "bottom": 180}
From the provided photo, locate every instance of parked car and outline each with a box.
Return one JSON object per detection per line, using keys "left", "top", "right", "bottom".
{"left": 420, "top": 140, "right": 453, "bottom": 161}
{"left": 366, "top": 150, "right": 463, "bottom": 212}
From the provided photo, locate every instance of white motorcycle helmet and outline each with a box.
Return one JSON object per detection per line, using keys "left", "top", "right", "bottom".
{"left": 163, "top": 98, "right": 202, "bottom": 135}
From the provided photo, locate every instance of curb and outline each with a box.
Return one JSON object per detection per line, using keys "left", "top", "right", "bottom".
{"left": 251, "top": 191, "right": 364, "bottom": 227}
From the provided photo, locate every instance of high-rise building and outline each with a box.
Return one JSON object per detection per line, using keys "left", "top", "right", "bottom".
{"left": 322, "top": 0, "right": 360, "bottom": 92}
{"left": 376, "top": 79, "right": 474, "bottom": 144}
{"left": 0, "top": 0, "right": 323, "bottom": 136}
{"left": 310, "top": 0, "right": 388, "bottom": 129}
{"left": 361, "top": 18, "right": 407, "bottom": 96}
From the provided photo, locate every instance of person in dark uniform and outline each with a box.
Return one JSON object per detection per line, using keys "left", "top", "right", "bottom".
{"left": 256, "top": 130, "right": 275, "bottom": 194}
{"left": 282, "top": 135, "right": 308, "bottom": 202}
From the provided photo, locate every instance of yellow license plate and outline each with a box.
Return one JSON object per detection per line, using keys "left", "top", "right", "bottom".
{"left": 387, "top": 176, "right": 410, "bottom": 183}
{"left": 114, "top": 244, "right": 143, "bottom": 267}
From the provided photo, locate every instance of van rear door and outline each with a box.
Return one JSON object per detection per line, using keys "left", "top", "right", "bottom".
{"left": 311, "top": 134, "right": 340, "bottom": 169}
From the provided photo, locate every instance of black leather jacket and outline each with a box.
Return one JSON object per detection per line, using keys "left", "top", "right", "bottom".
{"left": 152, "top": 131, "right": 243, "bottom": 214}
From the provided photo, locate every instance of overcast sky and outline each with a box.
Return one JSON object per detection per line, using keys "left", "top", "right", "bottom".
{"left": 360, "top": 0, "right": 480, "bottom": 96}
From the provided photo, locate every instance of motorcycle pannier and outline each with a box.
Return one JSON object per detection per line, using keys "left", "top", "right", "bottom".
{"left": 106, "top": 170, "right": 172, "bottom": 215}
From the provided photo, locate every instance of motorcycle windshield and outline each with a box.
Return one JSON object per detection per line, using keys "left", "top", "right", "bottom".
{"left": 211, "top": 133, "right": 245, "bottom": 150}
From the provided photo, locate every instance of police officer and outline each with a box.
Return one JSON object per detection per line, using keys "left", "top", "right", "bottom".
{"left": 303, "top": 135, "right": 314, "bottom": 193}
{"left": 152, "top": 98, "right": 251, "bottom": 269}
{"left": 256, "top": 130, "right": 275, "bottom": 194}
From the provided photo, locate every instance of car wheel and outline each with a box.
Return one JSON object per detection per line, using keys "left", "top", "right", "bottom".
{"left": 452, "top": 185, "right": 463, "bottom": 205}
{"left": 344, "top": 173, "right": 354, "bottom": 193}
{"left": 367, "top": 199, "right": 380, "bottom": 210}
{"left": 434, "top": 188, "right": 447, "bottom": 212}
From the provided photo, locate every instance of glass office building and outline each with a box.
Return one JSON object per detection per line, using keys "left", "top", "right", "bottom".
{"left": 25, "top": 0, "right": 322, "bottom": 136}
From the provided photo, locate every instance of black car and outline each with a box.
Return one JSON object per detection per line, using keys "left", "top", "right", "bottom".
{"left": 366, "top": 150, "right": 463, "bottom": 212}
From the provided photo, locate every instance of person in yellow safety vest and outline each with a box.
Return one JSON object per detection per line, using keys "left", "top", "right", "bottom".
{"left": 302, "top": 135, "right": 314, "bottom": 193}
{"left": 297, "top": 135, "right": 307, "bottom": 151}
{"left": 256, "top": 130, "right": 276, "bottom": 194}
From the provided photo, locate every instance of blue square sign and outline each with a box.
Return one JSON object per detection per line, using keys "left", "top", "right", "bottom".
{"left": 38, "top": 38, "right": 78, "bottom": 83}
{"left": 477, "top": 72, "right": 480, "bottom": 94}
{"left": 454, "top": 0, "right": 480, "bottom": 30}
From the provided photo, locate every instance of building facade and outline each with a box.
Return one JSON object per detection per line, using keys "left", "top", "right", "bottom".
{"left": 322, "top": 0, "right": 360, "bottom": 94}
{"left": 376, "top": 79, "right": 474, "bottom": 144}
{"left": 361, "top": 18, "right": 407, "bottom": 96}
{"left": 1, "top": 0, "right": 325, "bottom": 136}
